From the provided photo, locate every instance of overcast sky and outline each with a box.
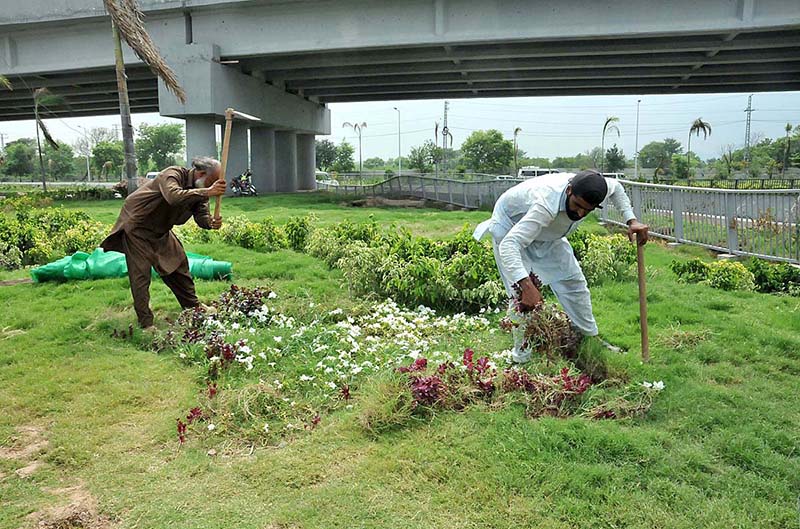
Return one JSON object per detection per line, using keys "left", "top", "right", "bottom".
{"left": 2, "top": 90, "right": 798, "bottom": 163}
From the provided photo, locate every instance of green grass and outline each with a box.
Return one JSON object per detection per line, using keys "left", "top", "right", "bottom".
{"left": 1, "top": 195, "right": 799, "bottom": 528}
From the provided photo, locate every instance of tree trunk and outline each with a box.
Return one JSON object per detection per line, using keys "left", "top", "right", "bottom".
{"left": 112, "top": 22, "right": 138, "bottom": 194}
{"left": 35, "top": 110, "right": 47, "bottom": 192}
{"left": 687, "top": 133, "right": 692, "bottom": 178}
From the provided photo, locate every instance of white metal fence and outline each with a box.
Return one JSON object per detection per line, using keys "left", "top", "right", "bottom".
{"left": 318, "top": 176, "right": 800, "bottom": 263}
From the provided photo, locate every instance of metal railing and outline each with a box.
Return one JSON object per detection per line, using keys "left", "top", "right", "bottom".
{"left": 642, "top": 178, "right": 800, "bottom": 190}
{"left": 603, "top": 180, "right": 800, "bottom": 264}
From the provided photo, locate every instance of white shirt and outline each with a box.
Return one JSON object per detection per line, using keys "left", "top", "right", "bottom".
{"left": 495, "top": 173, "right": 636, "bottom": 285}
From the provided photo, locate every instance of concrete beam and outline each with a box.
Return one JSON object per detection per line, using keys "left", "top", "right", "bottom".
{"left": 156, "top": 44, "right": 330, "bottom": 135}
{"left": 266, "top": 47, "right": 800, "bottom": 81}
{"left": 320, "top": 82, "right": 800, "bottom": 103}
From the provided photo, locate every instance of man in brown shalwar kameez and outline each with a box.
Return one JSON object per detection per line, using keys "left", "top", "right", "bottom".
{"left": 101, "top": 157, "right": 227, "bottom": 328}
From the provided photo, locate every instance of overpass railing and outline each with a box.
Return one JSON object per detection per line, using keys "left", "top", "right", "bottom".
{"left": 318, "top": 175, "right": 800, "bottom": 264}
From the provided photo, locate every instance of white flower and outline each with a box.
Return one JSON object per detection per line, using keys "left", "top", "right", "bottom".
{"left": 207, "top": 423, "right": 216, "bottom": 431}
{"left": 263, "top": 423, "right": 270, "bottom": 433}
{"left": 273, "top": 336, "right": 283, "bottom": 343}
{"left": 231, "top": 322, "right": 241, "bottom": 330}
{"left": 249, "top": 327, "right": 256, "bottom": 334}
{"left": 268, "top": 291, "right": 278, "bottom": 299}
{"left": 345, "top": 404, "right": 353, "bottom": 410}
{"left": 326, "top": 381, "right": 337, "bottom": 389}
{"left": 258, "top": 352, "right": 267, "bottom": 360}
{"left": 299, "top": 374, "right": 315, "bottom": 382}
{"left": 309, "top": 302, "right": 316, "bottom": 308}
{"left": 329, "top": 308, "right": 343, "bottom": 315}
{"left": 653, "top": 380, "right": 665, "bottom": 391}
{"left": 274, "top": 379, "right": 283, "bottom": 389}
{"left": 239, "top": 345, "right": 252, "bottom": 354}
{"left": 179, "top": 353, "right": 187, "bottom": 359}
{"left": 641, "top": 381, "right": 653, "bottom": 389}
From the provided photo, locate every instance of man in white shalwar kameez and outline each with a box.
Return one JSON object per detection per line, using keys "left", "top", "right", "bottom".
{"left": 473, "top": 170, "right": 649, "bottom": 362}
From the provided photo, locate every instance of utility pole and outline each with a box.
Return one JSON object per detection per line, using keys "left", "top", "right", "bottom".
{"left": 0, "top": 132, "right": 7, "bottom": 151}
{"left": 744, "top": 94, "right": 753, "bottom": 163}
{"left": 393, "top": 107, "right": 401, "bottom": 176}
{"left": 634, "top": 98, "right": 641, "bottom": 180}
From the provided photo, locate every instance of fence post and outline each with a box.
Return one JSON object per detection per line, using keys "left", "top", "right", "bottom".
{"left": 407, "top": 176, "right": 413, "bottom": 195}
{"left": 448, "top": 179, "right": 453, "bottom": 204}
{"left": 421, "top": 177, "right": 427, "bottom": 200}
{"left": 632, "top": 185, "right": 643, "bottom": 220}
{"left": 463, "top": 182, "right": 469, "bottom": 208}
{"left": 724, "top": 192, "right": 739, "bottom": 254}
{"left": 433, "top": 178, "right": 439, "bottom": 202}
{"left": 672, "top": 187, "right": 684, "bottom": 241}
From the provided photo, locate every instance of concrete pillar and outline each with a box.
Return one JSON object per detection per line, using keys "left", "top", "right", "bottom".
{"left": 275, "top": 131, "right": 297, "bottom": 192}
{"left": 185, "top": 116, "right": 217, "bottom": 165}
{"left": 296, "top": 134, "right": 317, "bottom": 191}
{"left": 250, "top": 127, "right": 276, "bottom": 193}
{"left": 227, "top": 125, "right": 249, "bottom": 195}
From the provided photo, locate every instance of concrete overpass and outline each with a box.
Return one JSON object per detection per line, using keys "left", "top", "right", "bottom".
{"left": 1, "top": 0, "right": 799, "bottom": 192}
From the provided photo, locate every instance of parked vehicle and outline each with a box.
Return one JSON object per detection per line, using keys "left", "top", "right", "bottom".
{"left": 145, "top": 171, "right": 159, "bottom": 180}
{"left": 230, "top": 169, "right": 258, "bottom": 196}
{"left": 517, "top": 166, "right": 561, "bottom": 179}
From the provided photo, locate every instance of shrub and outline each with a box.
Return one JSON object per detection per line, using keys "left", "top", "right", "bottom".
{"left": 670, "top": 258, "right": 710, "bottom": 283}
{"left": 580, "top": 234, "right": 636, "bottom": 285}
{"left": 706, "top": 260, "right": 755, "bottom": 291}
{"left": 284, "top": 214, "right": 316, "bottom": 252}
{"left": 62, "top": 220, "right": 107, "bottom": 254}
{"left": 0, "top": 241, "right": 22, "bottom": 270}
{"left": 744, "top": 257, "right": 800, "bottom": 295}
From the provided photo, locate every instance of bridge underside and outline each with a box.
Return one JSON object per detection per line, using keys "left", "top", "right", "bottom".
{"left": 235, "top": 29, "right": 800, "bottom": 103}
{"left": 1, "top": 27, "right": 799, "bottom": 121}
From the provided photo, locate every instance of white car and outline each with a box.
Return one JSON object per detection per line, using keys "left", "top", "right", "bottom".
{"left": 145, "top": 171, "right": 160, "bottom": 180}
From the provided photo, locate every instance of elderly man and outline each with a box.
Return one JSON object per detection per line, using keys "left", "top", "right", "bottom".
{"left": 101, "top": 157, "right": 227, "bottom": 328}
{"left": 474, "top": 170, "right": 649, "bottom": 362}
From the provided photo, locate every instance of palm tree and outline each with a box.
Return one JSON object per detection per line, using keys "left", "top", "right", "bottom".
{"left": 33, "top": 88, "right": 64, "bottom": 192}
{"left": 513, "top": 127, "right": 522, "bottom": 176}
{"left": 342, "top": 121, "right": 367, "bottom": 183}
{"left": 687, "top": 118, "right": 712, "bottom": 177}
{"left": 102, "top": 0, "right": 186, "bottom": 193}
{"left": 600, "top": 117, "right": 620, "bottom": 174}
{"left": 783, "top": 123, "right": 792, "bottom": 177}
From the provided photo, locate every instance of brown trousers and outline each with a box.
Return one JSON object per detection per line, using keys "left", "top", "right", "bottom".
{"left": 122, "top": 233, "right": 199, "bottom": 327}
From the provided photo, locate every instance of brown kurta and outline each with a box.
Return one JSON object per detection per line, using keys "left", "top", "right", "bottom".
{"left": 102, "top": 166, "right": 213, "bottom": 327}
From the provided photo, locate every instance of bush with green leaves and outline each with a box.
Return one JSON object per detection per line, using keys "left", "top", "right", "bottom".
{"left": 578, "top": 233, "right": 636, "bottom": 285}
{"left": 706, "top": 260, "right": 755, "bottom": 291}
{"left": 0, "top": 241, "right": 22, "bottom": 270}
{"left": 218, "top": 215, "right": 288, "bottom": 252}
{"left": 744, "top": 257, "right": 800, "bottom": 295}
{"left": 671, "top": 257, "right": 755, "bottom": 291}
{"left": 284, "top": 214, "right": 317, "bottom": 252}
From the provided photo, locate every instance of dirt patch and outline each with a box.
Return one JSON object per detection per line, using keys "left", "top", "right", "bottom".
{"left": 29, "top": 481, "right": 116, "bottom": 529}
{"left": 0, "top": 278, "right": 33, "bottom": 287}
{"left": 14, "top": 460, "right": 43, "bottom": 478}
{"left": 346, "top": 197, "right": 426, "bottom": 208}
{"left": 0, "top": 425, "right": 48, "bottom": 460}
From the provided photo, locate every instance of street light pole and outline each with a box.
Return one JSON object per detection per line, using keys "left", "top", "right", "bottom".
{"left": 79, "top": 126, "right": 92, "bottom": 182}
{"left": 634, "top": 98, "right": 641, "bottom": 180}
{"left": 393, "top": 107, "right": 401, "bottom": 176}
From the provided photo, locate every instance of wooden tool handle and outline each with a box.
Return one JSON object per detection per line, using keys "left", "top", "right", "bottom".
{"left": 214, "top": 108, "right": 235, "bottom": 219}
{"left": 636, "top": 234, "right": 649, "bottom": 363}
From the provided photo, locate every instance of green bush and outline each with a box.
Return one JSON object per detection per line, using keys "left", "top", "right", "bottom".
{"left": 744, "top": 257, "right": 800, "bottom": 295}
{"left": 284, "top": 214, "right": 316, "bottom": 252}
{"left": 0, "top": 241, "right": 22, "bottom": 270}
{"left": 670, "top": 258, "right": 710, "bottom": 283}
{"left": 62, "top": 220, "right": 107, "bottom": 254}
{"left": 580, "top": 234, "right": 636, "bottom": 286}
{"left": 706, "top": 260, "right": 755, "bottom": 291}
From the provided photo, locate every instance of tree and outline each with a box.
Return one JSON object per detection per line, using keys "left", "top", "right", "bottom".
{"left": 513, "top": 127, "right": 522, "bottom": 174}
{"left": 687, "top": 118, "right": 712, "bottom": 175}
{"left": 600, "top": 116, "right": 620, "bottom": 174}
{"left": 671, "top": 154, "right": 690, "bottom": 179}
{"left": 638, "top": 138, "right": 683, "bottom": 177}
{"left": 3, "top": 139, "right": 36, "bottom": 177}
{"left": 331, "top": 140, "right": 355, "bottom": 173}
{"left": 604, "top": 144, "right": 627, "bottom": 173}
{"left": 315, "top": 139, "right": 337, "bottom": 171}
{"left": 783, "top": 123, "right": 792, "bottom": 176}
{"left": 73, "top": 127, "right": 117, "bottom": 158}
{"left": 33, "top": 87, "right": 64, "bottom": 191}
{"left": 92, "top": 140, "right": 125, "bottom": 178}
{"left": 103, "top": 0, "right": 186, "bottom": 193}
{"left": 460, "top": 129, "right": 514, "bottom": 174}
{"left": 43, "top": 141, "right": 76, "bottom": 180}
{"left": 363, "top": 157, "right": 385, "bottom": 169}
{"left": 135, "top": 123, "right": 184, "bottom": 171}
{"left": 586, "top": 147, "right": 604, "bottom": 169}
{"left": 407, "top": 140, "right": 441, "bottom": 173}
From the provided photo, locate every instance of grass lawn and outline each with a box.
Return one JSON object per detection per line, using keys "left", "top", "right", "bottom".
{"left": 1, "top": 193, "right": 799, "bottom": 528}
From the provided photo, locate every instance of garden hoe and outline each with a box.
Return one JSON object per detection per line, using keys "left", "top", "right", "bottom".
{"left": 213, "top": 108, "right": 261, "bottom": 220}
{"left": 637, "top": 232, "right": 650, "bottom": 363}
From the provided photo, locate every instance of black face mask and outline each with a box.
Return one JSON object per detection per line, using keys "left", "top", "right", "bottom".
{"left": 565, "top": 194, "right": 583, "bottom": 221}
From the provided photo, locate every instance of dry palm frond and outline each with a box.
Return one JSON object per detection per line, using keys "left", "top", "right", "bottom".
{"left": 103, "top": 0, "right": 186, "bottom": 103}
{"left": 0, "top": 75, "right": 11, "bottom": 90}
{"left": 33, "top": 88, "right": 63, "bottom": 150}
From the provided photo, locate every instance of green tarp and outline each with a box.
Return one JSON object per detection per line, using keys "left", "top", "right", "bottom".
{"left": 30, "top": 249, "right": 232, "bottom": 283}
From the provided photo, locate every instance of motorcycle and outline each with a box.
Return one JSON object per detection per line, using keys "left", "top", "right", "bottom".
{"left": 230, "top": 169, "right": 258, "bottom": 197}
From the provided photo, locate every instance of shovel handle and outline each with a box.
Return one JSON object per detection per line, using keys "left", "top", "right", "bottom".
{"left": 636, "top": 233, "right": 649, "bottom": 362}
